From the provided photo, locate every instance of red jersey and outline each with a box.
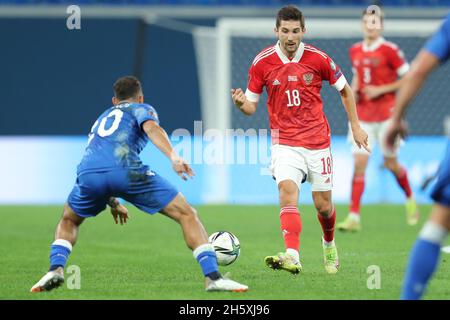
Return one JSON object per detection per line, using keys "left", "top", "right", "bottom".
{"left": 349, "top": 37, "right": 409, "bottom": 122}
{"left": 245, "top": 41, "right": 347, "bottom": 150}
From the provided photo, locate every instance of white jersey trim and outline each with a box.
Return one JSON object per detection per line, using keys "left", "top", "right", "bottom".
{"left": 362, "top": 36, "right": 385, "bottom": 52}
{"left": 253, "top": 46, "right": 275, "bottom": 61}
{"left": 333, "top": 75, "right": 347, "bottom": 91}
{"left": 275, "top": 41, "right": 305, "bottom": 64}
{"left": 245, "top": 88, "right": 260, "bottom": 102}
{"left": 397, "top": 62, "right": 410, "bottom": 76}
{"left": 304, "top": 45, "right": 328, "bottom": 59}
{"left": 253, "top": 47, "right": 276, "bottom": 66}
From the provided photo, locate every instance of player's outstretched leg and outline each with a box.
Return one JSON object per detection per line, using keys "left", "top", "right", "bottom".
{"left": 265, "top": 180, "right": 302, "bottom": 275}
{"left": 160, "top": 193, "right": 248, "bottom": 292}
{"left": 31, "top": 204, "right": 84, "bottom": 292}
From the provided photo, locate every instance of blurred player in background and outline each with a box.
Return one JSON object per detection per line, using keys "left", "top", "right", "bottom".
{"left": 30, "top": 76, "right": 248, "bottom": 293}
{"left": 337, "top": 7, "right": 419, "bottom": 232}
{"left": 385, "top": 14, "right": 450, "bottom": 300}
{"left": 231, "top": 5, "right": 369, "bottom": 275}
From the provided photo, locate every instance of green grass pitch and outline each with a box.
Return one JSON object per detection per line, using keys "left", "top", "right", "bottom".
{"left": 1, "top": 204, "right": 449, "bottom": 300}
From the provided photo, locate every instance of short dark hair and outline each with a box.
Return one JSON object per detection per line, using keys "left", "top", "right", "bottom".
{"left": 362, "top": 7, "right": 384, "bottom": 24}
{"left": 113, "top": 76, "right": 143, "bottom": 101}
{"left": 276, "top": 5, "right": 305, "bottom": 29}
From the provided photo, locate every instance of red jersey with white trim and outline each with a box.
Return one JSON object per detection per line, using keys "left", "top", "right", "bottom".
{"left": 245, "top": 42, "right": 347, "bottom": 150}
{"left": 350, "top": 37, "right": 409, "bottom": 122}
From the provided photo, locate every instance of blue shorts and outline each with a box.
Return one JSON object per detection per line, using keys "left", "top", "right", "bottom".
{"left": 431, "top": 141, "right": 450, "bottom": 207}
{"left": 67, "top": 166, "right": 179, "bottom": 218}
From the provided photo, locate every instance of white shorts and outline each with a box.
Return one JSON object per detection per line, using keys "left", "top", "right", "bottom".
{"left": 269, "top": 144, "right": 333, "bottom": 192}
{"left": 348, "top": 119, "right": 401, "bottom": 158}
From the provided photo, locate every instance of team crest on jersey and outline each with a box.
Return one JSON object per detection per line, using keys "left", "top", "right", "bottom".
{"left": 302, "top": 73, "right": 314, "bottom": 85}
{"left": 370, "top": 57, "right": 380, "bottom": 66}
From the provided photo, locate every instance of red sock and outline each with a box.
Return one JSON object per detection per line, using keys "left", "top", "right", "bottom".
{"left": 318, "top": 208, "right": 336, "bottom": 242}
{"left": 350, "top": 175, "right": 365, "bottom": 214}
{"left": 280, "top": 206, "right": 302, "bottom": 251}
{"left": 395, "top": 166, "right": 412, "bottom": 198}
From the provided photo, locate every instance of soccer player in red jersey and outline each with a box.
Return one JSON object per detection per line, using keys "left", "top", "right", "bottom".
{"left": 337, "top": 8, "right": 420, "bottom": 232}
{"left": 231, "top": 5, "right": 369, "bottom": 275}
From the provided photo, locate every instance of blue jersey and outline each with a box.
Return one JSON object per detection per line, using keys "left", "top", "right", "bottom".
{"left": 424, "top": 13, "right": 450, "bottom": 63}
{"left": 425, "top": 14, "right": 450, "bottom": 206}
{"left": 77, "top": 102, "right": 159, "bottom": 175}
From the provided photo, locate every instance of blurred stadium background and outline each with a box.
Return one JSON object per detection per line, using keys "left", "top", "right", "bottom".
{"left": 0, "top": 0, "right": 449, "bottom": 206}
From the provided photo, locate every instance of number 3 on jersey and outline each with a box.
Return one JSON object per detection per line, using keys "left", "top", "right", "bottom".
{"left": 285, "top": 89, "right": 301, "bottom": 107}
{"left": 88, "top": 109, "right": 124, "bottom": 144}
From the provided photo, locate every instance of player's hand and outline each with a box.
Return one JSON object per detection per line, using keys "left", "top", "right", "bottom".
{"left": 384, "top": 118, "right": 408, "bottom": 153}
{"left": 171, "top": 155, "right": 195, "bottom": 181}
{"left": 110, "top": 204, "right": 129, "bottom": 225}
{"left": 362, "top": 85, "right": 384, "bottom": 100}
{"left": 231, "top": 88, "right": 246, "bottom": 109}
{"left": 352, "top": 125, "right": 371, "bottom": 153}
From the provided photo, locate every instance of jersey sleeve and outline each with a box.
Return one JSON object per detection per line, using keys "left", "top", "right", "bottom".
{"left": 386, "top": 45, "right": 410, "bottom": 76}
{"left": 245, "top": 62, "right": 265, "bottom": 102}
{"left": 424, "top": 14, "right": 450, "bottom": 63}
{"left": 321, "top": 54, "right": 347, "bottom": 91}
{"left": 133, "top": 104, "right": 160, "bottom": 128}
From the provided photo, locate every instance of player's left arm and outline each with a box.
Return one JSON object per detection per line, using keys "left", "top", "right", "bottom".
{"left": 339, "top": 83, "right": 370, "bottom": 152}
{"left": 108, "top": 197, "right": 129, "bottom": 225}
{"left": 324, "top": 55, "right": 370, "bottom": 152}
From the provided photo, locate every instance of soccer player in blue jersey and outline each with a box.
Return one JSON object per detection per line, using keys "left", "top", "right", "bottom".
{"left": 385, "top": 14, "right": 450, "bottom": 300}
{"left": 30, "top": 76, "right": 248, "bottom": 293}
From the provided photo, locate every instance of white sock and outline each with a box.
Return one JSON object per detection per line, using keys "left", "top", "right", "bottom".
{"left": 286, "top": 248, "right": 300, "bottom": 263}
{"left": 323, "top": 238, "right": 335, "bottom": 247}
{"left": 420, "top": 221, "right": 448, "bottom": 245}
{"left": 192, "top": 243, "right": 215, "bottom": 259}
{"left": 53, "top": 239, "right": 72, "bottom": 251}
{"left": 349, "top": 212, "right": 360, "bottom": 223}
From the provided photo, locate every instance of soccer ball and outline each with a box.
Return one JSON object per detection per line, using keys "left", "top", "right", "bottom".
{"left": 209, "top": 231, "right": 240, "bottom": 266}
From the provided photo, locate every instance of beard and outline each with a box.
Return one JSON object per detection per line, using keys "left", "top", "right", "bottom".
{"left": 284, "top": 42, "right": 298, "bottom": 54}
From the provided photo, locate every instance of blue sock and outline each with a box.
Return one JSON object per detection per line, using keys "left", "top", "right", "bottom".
{"left": 49, "top": 239, "right": 72, "bottom": 271}
{"left": 193, "top": 244, "right": 221, "bottom": 280}
{"left": 401, "top": 222, "right": 447, "bottom": 300}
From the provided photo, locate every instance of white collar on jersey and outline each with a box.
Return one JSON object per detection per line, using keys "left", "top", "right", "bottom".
{"left": 362, "top": 36, "right": 385, "bottom": 52}
{"left": 275, "top": 41, "right": 305, "bottom": 64}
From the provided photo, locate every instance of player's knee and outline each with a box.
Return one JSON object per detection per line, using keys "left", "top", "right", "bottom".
{"left": 278, "top": 180, "right": 298, "bottom": 205}
{"left": 178, "top": 204, "right": 199, "bottom": 223}
{"left": 315, "top": 201, "right": 333, "bottom": 216}
{"left": 61, "top": 204, "right": 84, "bottom": 226}
{"left": 383, "top": 159, "right": 398, "bottom": 172}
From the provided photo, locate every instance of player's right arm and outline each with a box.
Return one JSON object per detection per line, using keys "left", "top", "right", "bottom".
{"left": 385, "top": 50, "right": 440, "bottom": 149}
{"left": 142, "top": 120, "right": 194, "bottom": 181}
{"left": 231, "top": 88, "right": 258, "bottom": 115}
{"left": 232, "top": 57, "right": 265, "bottom": 116}
{"left": 385, "top": 15, "right": 449, "bottom": 150}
